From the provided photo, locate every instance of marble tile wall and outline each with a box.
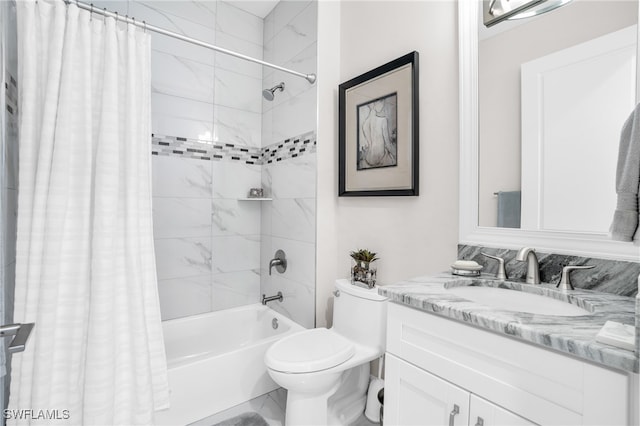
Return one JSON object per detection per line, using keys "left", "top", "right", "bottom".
{"left": 91, "top": 0, "right": 263, "bottom": 145}
{"left": 152, "top": 156, "right": 213, "bottom": 319}
{"left": 149, "top": 132, "right": 318, "bottom": 324}
{"left": 262, "top": 1, "right": 317, "bottom": 147}
{"left": 152, "top": 154, "right": 264, "bottom": 320}
{"left": 210, "top": 161, "right": 262, "bottom": 312}
{"left": 151, "top": 131, "right": 316, "bottom": 319}
{"left": 121, "top": 0, "right": 267, "bottom": 320}
{"left": 260, "top": 1, "right": 317, "bottom": 329}
{"left": 92, "top": 1, "right": 318, "bottom": 323}
{"left": 458, "top": 244, "right": 640, "bottom": 297}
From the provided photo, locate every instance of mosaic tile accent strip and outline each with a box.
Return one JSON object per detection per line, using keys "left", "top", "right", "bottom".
{"left": 262, "top": 130, "right": 317, "bottom": 164}
{"left": 151, "top": 131, "right": 317, "bottom": 165}
{"left": 152, "top": 135, "right": 262, "bottom": 164}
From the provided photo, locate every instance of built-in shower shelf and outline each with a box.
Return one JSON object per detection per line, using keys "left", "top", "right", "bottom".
{"left": 238, "top": 198, "right": 273, "bottom": 201}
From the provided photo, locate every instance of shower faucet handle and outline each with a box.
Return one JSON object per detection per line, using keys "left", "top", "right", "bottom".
{"left": 269, "top": 249, "right": 287, "bottom": 276}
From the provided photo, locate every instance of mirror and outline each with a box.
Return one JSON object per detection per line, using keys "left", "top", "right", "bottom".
{"left": 479, "top": 0, "right": 637, "bottom": 231}
{"left": 459, "top": 0, "right": 640, "bottom": 260}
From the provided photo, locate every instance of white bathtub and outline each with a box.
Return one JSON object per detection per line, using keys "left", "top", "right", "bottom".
{"left": 154, "top": 304, "right": 304, "bottom": 425}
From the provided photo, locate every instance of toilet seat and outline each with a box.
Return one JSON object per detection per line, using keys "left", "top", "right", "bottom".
{"left": 266, "top": 328, "right": 355, "bottom": 373}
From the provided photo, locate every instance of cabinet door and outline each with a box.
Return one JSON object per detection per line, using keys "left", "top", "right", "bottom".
{"left": 385, "top": 353, "right": 469, "bottom": 426}
{"left": 469, "top": 394, "right": 538, "bottom": 426}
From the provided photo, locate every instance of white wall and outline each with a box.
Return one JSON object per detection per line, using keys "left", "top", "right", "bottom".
{"left": 316, "top": 0, "right": 460, "bottom": 327}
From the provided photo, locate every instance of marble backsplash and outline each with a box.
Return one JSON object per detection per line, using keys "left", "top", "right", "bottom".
{"left": 458, "top": 244, "right": 639, "bottom": 297}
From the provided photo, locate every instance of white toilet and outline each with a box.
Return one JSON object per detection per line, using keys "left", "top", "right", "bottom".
{"left": 264, "top": 279, "right": 387, "bottom": 425}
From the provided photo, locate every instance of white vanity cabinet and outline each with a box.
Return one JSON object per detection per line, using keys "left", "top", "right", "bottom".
{"left": 469, "top": 395, "right": 536, "bottom": 426}
{"left": 384, "top": 303, "right": 635, "bottom": 426}
{"left": 385, "top": 353, "right": 469, "bottom": 425}
{"left": 386, "top": 354, "right": 535, "bottom": 426}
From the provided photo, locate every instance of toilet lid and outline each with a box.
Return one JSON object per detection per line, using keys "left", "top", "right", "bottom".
{"left": 265, "top": 328, "right": 355, "bottom": 373}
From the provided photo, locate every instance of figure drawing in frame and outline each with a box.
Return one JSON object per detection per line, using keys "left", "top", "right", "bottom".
{"left": 356, "top": 92, "right": 398, "bottom": 170}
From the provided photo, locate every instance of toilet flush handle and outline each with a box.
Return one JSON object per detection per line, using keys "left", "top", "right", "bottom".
{"left": 333, "top": 290, "right": 340, "bottom": 297}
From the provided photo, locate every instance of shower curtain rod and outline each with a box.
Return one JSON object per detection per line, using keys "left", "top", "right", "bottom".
{"left": 64, "top": 0, "right": 317, "bottom": 84}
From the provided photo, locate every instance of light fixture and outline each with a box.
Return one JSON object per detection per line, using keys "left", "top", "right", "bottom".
{"left": 483, "top": 0, "right": 574, "bottom": 28}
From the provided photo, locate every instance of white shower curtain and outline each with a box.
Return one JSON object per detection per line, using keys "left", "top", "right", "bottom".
{"left": 11, "top": 1, "right": 169, "bottom": 424}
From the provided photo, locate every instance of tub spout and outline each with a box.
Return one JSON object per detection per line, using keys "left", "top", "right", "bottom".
{"left": 262, "top": 292, "right": 283, "bottom": 305}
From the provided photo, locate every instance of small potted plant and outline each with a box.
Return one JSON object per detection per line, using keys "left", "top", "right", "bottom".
{"left": 350, "top": 249, "right": 379, "bottom": 288}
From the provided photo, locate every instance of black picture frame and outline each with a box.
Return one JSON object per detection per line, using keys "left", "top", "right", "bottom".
{"left": 338, "top": 51, "right": 419, "bottom": 196}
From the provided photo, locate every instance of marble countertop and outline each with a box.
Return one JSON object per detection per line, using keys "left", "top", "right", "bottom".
{"left": 378, "top": 273, "right": 639, "bottom": 373}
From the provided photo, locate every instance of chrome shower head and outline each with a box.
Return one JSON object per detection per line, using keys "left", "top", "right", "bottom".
{"left": 262, "top": 82, "right": 285, "bottom": 101}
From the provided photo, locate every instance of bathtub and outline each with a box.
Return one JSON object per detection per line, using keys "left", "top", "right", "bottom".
{"left": 154, "top": 304, "right": 304, "bottom": 425}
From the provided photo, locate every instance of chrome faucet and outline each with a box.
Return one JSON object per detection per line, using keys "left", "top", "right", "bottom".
{"left": 269, "top": 249, "right": 287, "bottom": 276}
{"left": 515, "top": 247, "right": 540, "bottom": 284}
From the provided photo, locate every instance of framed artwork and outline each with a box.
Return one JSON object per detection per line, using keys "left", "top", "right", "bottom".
{"left": 338, "top": 51, "right": 419, "bottom": 196}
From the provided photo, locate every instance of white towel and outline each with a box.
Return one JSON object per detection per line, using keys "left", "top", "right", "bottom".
{"left": 610, "top": 103, "right": 640, "bottom": 241}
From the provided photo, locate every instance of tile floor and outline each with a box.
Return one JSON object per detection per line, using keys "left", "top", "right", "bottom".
{"left": 189, "top": 387, "right": 379, "bottom": 426}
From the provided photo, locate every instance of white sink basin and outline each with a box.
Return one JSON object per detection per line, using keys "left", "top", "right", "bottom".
{"left": 446, "top": 285, "right": 591, "bottom": 316}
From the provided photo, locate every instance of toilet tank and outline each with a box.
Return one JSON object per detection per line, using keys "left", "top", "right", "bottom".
{"left": 331, "top": 279, "right": 387, "bottom": 352}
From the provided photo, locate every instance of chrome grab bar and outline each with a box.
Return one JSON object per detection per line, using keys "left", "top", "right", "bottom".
{"left": 0, "top": 323, "right": 35, "bottom": 353}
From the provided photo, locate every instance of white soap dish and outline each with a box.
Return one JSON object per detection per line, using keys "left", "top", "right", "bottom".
{"left": 451, "top": 268, "right": 481, "bottom": 277}
{"left": 451, "top": 260, "right": 482, "bottom": 277}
